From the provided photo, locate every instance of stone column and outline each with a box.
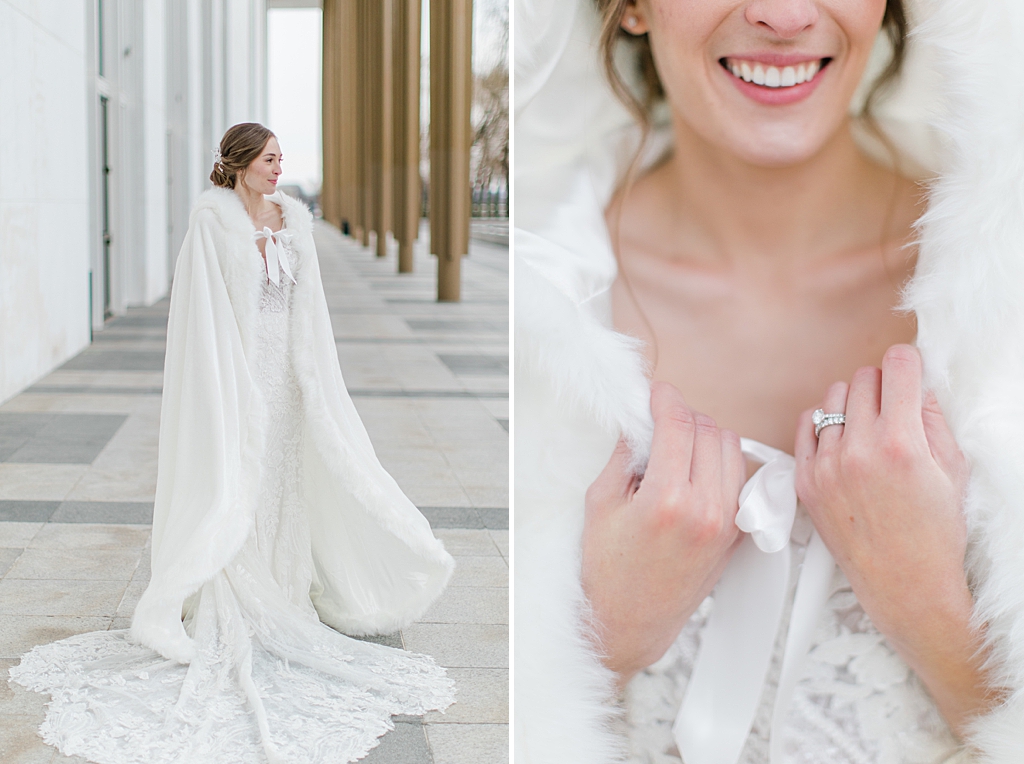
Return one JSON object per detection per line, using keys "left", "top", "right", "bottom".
{"left": 369, "top": 0, "right": 394, "bottom": 258}
{"left": 429, "top": 0, "right": 473, "bottom": 302}
{"left": 392, "top": 0, "right": 422, "bottom": 273}
{"left": 322, "top": 0, "right": 361, "bottom": 235}
{"left": 321, "top": 0, "right": 338, "bottom": 228}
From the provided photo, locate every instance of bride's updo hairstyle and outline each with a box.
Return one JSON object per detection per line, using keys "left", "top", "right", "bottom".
{"left": 210, "top": 122, "right": 276, "bottom": 189}
{"left": 594, "top": 0, "right": 908, "bottom": 134}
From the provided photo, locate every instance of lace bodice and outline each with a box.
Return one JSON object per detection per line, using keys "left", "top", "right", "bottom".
{"left": 9, "top": 239, "right": 455, "bottom": 764}
{"left": 622, "top": 509, "right": 960, "bottom": 764}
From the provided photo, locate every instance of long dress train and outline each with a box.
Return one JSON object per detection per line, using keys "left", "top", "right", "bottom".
{"left": 9, "top": 234, "right": 455, "bottom": 764}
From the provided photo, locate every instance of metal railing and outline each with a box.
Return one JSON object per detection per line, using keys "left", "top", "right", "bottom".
{"left": 471, "top": 184, "right": 508, "bottom": 218}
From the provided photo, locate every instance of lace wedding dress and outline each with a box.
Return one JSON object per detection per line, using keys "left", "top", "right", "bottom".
{"left": 622, "top": 508, "right": 960, "bottom": 764}
{"left": 9, "top": 233, "right": 455, "bottom": 764}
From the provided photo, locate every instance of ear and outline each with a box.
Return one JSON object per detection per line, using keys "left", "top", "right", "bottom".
{"left": 620, "top": 2, "right": 649, "bottom": 35}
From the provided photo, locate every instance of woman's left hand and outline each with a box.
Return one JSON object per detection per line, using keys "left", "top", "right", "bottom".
{"left": 794, "top": 344, "right": 993, "bottom": 735}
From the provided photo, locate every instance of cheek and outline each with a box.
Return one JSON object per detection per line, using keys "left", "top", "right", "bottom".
{"left": 831, "top": 1, "right": 888, "bottom": 58}
{"left": 645, "top": 2, "right": 734, "bottom": 106}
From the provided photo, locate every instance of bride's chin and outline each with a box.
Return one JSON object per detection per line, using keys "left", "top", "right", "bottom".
{"left": 711, "top": 125, "right": 832, "bottom": 169}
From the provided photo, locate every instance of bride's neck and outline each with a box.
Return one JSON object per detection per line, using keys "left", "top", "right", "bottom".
{"left": 656, "top": 116, "right": 894, "bottom": 266}
{"left": 234, "top": 184, "right": 266, "bottom": 224}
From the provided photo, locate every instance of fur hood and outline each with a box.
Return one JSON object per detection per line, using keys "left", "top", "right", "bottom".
{"left": 132, "top": 187, "right": 453, "bottom": 663}
{"left": 514, "top": 0, "right": 1024, "bottom": 762}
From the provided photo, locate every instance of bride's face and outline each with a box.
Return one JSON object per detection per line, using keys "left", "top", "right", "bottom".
{"left": 629, "top": 0, "right": 887, "bottom": 167}
{"left": 240, "top": 136, "right": 283, "bottom": 195}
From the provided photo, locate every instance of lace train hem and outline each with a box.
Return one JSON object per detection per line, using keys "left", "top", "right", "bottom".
{"left": 9, "top": 628, "right": 455, "bottom": 764}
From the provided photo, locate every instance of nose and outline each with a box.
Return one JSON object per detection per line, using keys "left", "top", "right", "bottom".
{"left": 744, "top": 0, "right": 818, "bottom": 39}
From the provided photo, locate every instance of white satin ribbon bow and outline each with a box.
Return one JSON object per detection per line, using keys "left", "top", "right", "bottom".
{"left": 254, "top": 227, "right": 296, "bottom": 287}
{"left": 673, "top": 438, "right": 836, "bottom": 764}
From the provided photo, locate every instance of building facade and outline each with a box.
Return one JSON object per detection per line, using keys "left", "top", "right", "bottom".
{"left": 0, "top": 0, "right": 268, "bottom": 404}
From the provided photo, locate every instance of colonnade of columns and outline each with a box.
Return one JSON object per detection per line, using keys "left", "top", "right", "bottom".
{"left": 321, "top": 0, "right": 472, "bottom": 301}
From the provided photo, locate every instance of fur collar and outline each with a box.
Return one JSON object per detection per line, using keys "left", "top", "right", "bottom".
{"left": 191, "top": 186, "right": 313, "bottom": 240}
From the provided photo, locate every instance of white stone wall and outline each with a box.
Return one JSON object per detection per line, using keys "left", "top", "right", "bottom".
{"left": 140, "top": 0, "right": 169, "bottom": 305}
{"left": 0, "top": 0, "right": 268, "bottom": 405}
{"left": 0, "top": 1, "right": 92, "bottom": 403}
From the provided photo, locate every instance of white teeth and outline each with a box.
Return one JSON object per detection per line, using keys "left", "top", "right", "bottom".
{"left": 726, "top": 58, "right": 822, "bottom": 88}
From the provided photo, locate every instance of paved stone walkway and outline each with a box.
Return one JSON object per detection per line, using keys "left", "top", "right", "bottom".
{"left": 0, "top": 223, "right": 508, "bottom": 764}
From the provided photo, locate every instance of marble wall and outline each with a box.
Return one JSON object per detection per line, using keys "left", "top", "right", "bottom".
{"left": 0, "top": 0, "right": 93, "bottom": 404}
{"left": 0, "top": 0, "right": 268, "bottom": 405}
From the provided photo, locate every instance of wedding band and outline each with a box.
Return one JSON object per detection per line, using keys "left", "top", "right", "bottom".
{"left": 812, "top": 408, "right": 846, "bottom": 438}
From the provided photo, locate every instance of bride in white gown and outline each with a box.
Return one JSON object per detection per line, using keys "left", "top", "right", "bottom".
{"left": 10, "top": 123, "right": 456, "bottom": 764}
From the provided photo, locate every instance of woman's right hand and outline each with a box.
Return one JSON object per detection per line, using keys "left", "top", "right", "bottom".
{"left": 581, "top": 382, "right": 746, "bottom": 685}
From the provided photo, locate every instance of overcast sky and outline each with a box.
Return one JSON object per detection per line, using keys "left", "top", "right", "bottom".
{"left": 268, "top": 1, "right": 509, "bottom": 196}
{"left": 268, "top": 9, "right": 322, "bottom": 196}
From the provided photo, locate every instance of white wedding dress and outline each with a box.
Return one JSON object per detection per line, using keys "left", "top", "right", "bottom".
{"left": 10, "top": 233, "right": 455, "bottom": 764}
{"left": 623, "top": 505, "right": 960, "bottom": 764}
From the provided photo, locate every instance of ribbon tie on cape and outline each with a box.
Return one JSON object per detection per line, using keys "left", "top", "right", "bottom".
{"left": 254, "top": 227, "right": 296, "bottom": 287}
{"left": 673, "top": 438, "right": 836, "bottom": 764}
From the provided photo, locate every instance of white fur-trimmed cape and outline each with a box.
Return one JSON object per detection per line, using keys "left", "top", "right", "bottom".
{"left": 131, "top": 187, "right": 454, "bottom": 663}
{"left": 514, "top": 0, "right": 1024, "bottom": 761}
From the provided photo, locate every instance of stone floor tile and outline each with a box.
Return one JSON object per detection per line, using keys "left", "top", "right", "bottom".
{"left": 0, "top": 523, "right": 44, "bottom": 548}
{"left": 0, "top": 659, "right": 48, "bottom": 717}
{"left": 0, "top": 716, "right": 54, "bottom": 764}
{"left": 351, "top": 631, "right": 404, "bottom": 649}
{"left": 5, "top": 548, "right": 142, "bottom": 581}
{"left": 59, "top": 350, "right": 165, "bottom": 372}
{"left": 448, "top": 556, "right": 507, "bottom": 588}
{"left": 377, "top": 450, "right": 458, "bottom": 480}
{"left": 62, "top": 469, "right": 158, "bottom": 503}
{"left": 425, "top": 723, "right": 508, "bottom": 764}
{"left": 402, "top": 624, "right": 508, "bottom": 669}
{"left": 0, "top": 465, "right": 89, "bottom": 502}
{"left": 0, "top": 579, "right": 128, "bottom": 617}
{"left": 488, "top": 530, "right": 509, "bottom": 558}
{"left": 29, "top": 524, "right": 150, "bottom": 551}
{"left": 437, "top": 354, "right": 509, "bottom": 376}
{"left": 477, "top": 399, "right": 509, "bottom": 420}
{"left": 418, "top": 507, "right": 484, "bottom": 529}
{"left": 434, "top": 529, "right": 501, "bottom": 557}
{"left": 2, "top": 414, "right": 128, "bottom": 465}
{"left": 425, "top": 668, "right": 508, "bottom": 724}
{"left": 64, "top": 411, "right": 159, "bottom": 503}
{"left": 459, "top": 486, "right": 509, "bottom": 508}
{"left": 0, "top": 616, "right": 113, "bottom": 658}
{"left": 421, "top": 587, "right": 508, "bottom": 625}
{"left": 477, "top": 507, "right": 509, "bottom": 530}
{"left": 49, "top": 501, "right": 153, "bottom": 524}
{"left": 360, "top": 721, "right": 431, "bottom": 764}
{"left": 43, "top": 370, "right": 165, "bottom": 388}
{"left": 115, "top": 577, "right": 149, "bottom": 618}
{"left": 401, "top": 485, "right": 473, "bottom": 508}
{"left": 0, "top": 547, "right": 24, "bottom": 576}
{"left": 0, "top": 394, "right": 147, "bottom": 415}
{"left": 0, "top": 501, "right": 60, "bottom": 523}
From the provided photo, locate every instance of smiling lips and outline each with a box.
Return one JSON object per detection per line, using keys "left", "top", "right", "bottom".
{"left": 723, "top": 57, "right": 825, "bottom": 89}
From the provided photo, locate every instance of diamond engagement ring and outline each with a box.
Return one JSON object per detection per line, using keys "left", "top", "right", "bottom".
{"left": 812, "top": 408, "right": 846, "bottom": 438}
